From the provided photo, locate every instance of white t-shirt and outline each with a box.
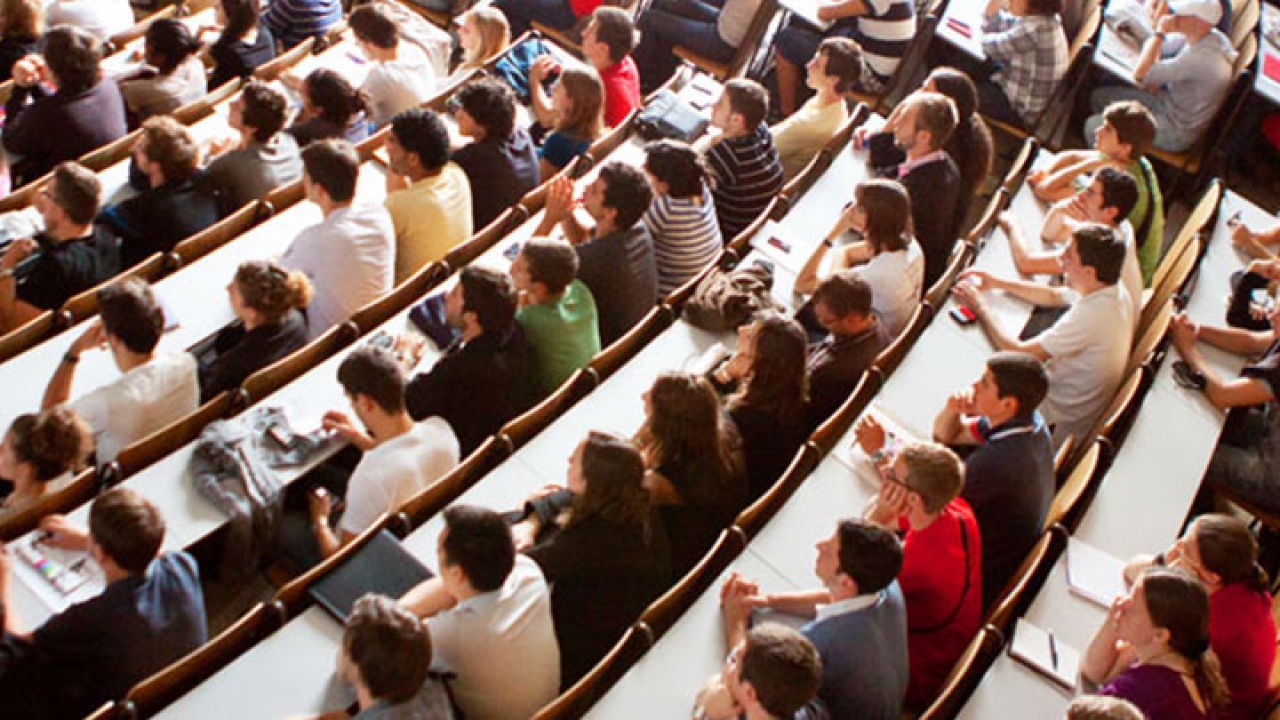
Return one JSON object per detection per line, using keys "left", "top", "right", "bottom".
{"left": 71, "top": 352, "right": 199, "bottom": 463}
{"left": 427, "top": 555, "right": 561, "bottom": 720}
{"left": 851, "top": 239, "right": 924, "bottom": 337}
{"left": 338, "top": 418, "right": 459, "bottom": 534}
{"left": 1116, "top": 220, "right": 1143, "bottom": 328}
{"left": 362, "top": 45, "right": 436, "bottom": 127}
{"left": 44, "top": 0, "right": 134, "bottom": 40}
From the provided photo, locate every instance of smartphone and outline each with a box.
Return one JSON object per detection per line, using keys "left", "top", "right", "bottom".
{"left": 767, "top": 235, "right": 792, "bottom": 254}
{"left": 1225, "top": 210, "right": 1243, "bottom": 229}
{"left": 950, "top": 305, "right": 977, "bottom": 325}
{"left": 504, "top": 241, "right": 523, "bottom": 262}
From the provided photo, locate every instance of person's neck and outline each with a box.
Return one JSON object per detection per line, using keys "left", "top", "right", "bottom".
{"left": 6, "top": 477, "right": 45, "bottom": 508}
{"left": 589, "top": 53, "right": 615, "bottom": 72}
{"left": 904, "top": 143, "right": 936, "bottom": 164}
{"left": 369, "top": 45, "right": 398, "bottom": 63}
{"left": 721, "top": 125, "right": 751, "bottom": 141}
{"left": 529, "top": 287, "right": 562, "bottom": 306}
{"left": 1071, "top": 276, "right": 1109, "bottom": 297}
{"left": 115, "top": 348, "right": 156, "bottom": 374}
{"left": 835, "top": 317, "right": 874, "bottom": 339}
{"left": 1104, "top": 149, "right": 1133, "bottom": 166}
{"left": 743, "top": 704, "right": 777, "bottom": 720}
{"left": 594, "top": 215, "right": 619, "bottom": 238}
{"left": 459, "top": 321, "right": 484, "bottom": 343}
{"left": 406, "top": 165, "right": 442, "bottom": 184}
{"left": 320, "top": 199, "right": 352, "bottom": 218}
{"left": 814, "top": 84, "right": 841, "bottom": 106}
{"left": 1184, "top": 26, "right": 1211, "bottom": 44}
{"left": 46, "top": 221, "right": 92, "bottom": 243}
{"left": 909, "top": 507, "right": 940, "bottom": 532}
{"left": 986, "top": 408, "right": 1020, "bottom": 429}
{"left": 354, "top": 683, "right": 377, "bottom": 711}
{"left": 367, "top": 411, "right": 415, "bottom": 445}
{"left": 101, "top": 562, "right": 133, "bottom": 585}
{"left": 1135, "top": 643, "right": 1190, "bottom": 672}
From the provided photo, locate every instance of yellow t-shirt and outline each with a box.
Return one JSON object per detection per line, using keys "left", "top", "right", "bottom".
{"left": 771, "top": 97, "right": 849, "bottom": 180}
{"left": 384, "top": 162, "right": 473, "bottom": 282}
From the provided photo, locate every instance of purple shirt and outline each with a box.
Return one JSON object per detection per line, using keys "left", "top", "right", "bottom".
{"left": 1101, "top": 663, "right": 1209, "bottom": 720}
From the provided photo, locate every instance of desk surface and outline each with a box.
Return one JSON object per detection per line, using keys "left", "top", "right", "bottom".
{"left": 937, "top": 0, "right": 988, "bottom": 59}
{"left": 1095, "top": 26, "right": 1142, "bottom": 84}
{"left": 101, "top": 9, "right": 220, "bottom": 80}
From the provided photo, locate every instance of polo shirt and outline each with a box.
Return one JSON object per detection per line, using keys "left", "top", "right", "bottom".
{"left": 384, "top": 163, "right": 473, "bottom": 282}
{"left": 452, "top": 128, "right": 539, "bottom": 230}
{"left": 338, "top": 418, "right": 459, "bottom": 535}
{"left": 362, "top": 45, "right": 438, "bottom": 128}
{"left": 644, "top": 186, "right": 723, "bottom": 297}
{"left": 516, "top": 279, "right": 601, "bottom": 394}
{"left": 807, "top": 321, "right": 890, "bottom": 425}
{"left": 704, "top": 123, "right": 785, "bottom": 240}
{"left": 801, "top": 583, "right": 909, "bottom": 720}
{"left": 598, "top": 57, "right": 641, "bottom": 128}
{"left": 1211, "top": 583, "right": 1277, "bottom": 720}
{"left": 574, "top": 223, "right": 658, "bottom": 345}
{"left": 15, "top": 227, "right": 121, "bottom": 311}
{"left": 71, "top": 352, "right": 200, "bottom": 464}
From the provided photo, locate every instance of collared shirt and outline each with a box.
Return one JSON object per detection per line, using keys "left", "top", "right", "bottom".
{"left": 598, "top": 57, "right": 641, "bottom": 128}
{"left": 981, "top": 12, "right": 1068, "bottom": 124}
{"left": 896, "top": 148, "right": 949, "bottom": 179}
{"left": 808, "top": 321, "right": 891, "bottom": 424}
{"left": 814, "top": 592, "right": 881, "bottom": 622}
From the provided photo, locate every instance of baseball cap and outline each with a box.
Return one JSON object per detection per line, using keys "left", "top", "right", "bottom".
{"left": 1169, "top": 0, "right": 1222, "bottom": 26}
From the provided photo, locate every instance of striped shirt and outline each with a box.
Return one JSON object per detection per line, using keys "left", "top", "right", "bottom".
{"left": 705, "top": 123, "right": 784, "bottom": 240}
{"left": 644, "top": 186, "right": 723, "bottom": 297}
{"left": 981, "top": 12, "right": 1067, "bottom": 124}
{"left": 262, "top": 0, "right": 343, "bottom": 48}
{"left": 848, "top": 0, "right": 915, "bottom": 80}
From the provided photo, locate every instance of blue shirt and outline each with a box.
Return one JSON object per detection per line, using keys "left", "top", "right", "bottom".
{"left": 801, "top": 582, "right": 909, "bottom": 720}
{"left": 538, "top": 130, "right": 591, "bottom": 170}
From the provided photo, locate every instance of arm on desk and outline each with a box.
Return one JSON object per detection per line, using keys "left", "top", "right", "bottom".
{"left": 953, "top": 276, "right": 1054, "bottom": 358}
{"left": 1000, "top": 212, "right": 1062, "bottom": 277}
{"left": 1029, "top": 152, "right": 1109, "bottom": 204}
{"left": 400, "top": 577, "right": 457, "bottom": 618}
{"left": 752, "top": 589, "right": 832, "bottom": 619}
{"left": 793, "top": 239, "right": 869, "bottom": 296}
{"left": 1171, "top": 319, "right": 1275, "bottom": 411}
{"left": 1231, "top": 224, "right": 1280, "bottom": 260}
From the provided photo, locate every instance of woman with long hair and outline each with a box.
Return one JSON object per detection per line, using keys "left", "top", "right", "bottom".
{"left": 453, "top": 7, "right": 510, "bottom": 76}
{"left": 120, "top": 18, "right": 206, "bottom": 122}
{"left": 532, "top": 64, "right": 604, "bottom": 180}
{"left": 0, "top": 408, "right": 91, "bottom": 519}
{"left": 287, "top": 68, "right": 370, "bottom": 146}
{"left": 204, "top": 0, "right": 276, "bottom": 90}
{"left": 926, "top": 67, "right": 994, "bottom": 235}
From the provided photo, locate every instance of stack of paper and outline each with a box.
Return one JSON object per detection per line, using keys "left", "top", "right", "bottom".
{"left": 1009, "top": 618, "right": 1080, "bottom": 690}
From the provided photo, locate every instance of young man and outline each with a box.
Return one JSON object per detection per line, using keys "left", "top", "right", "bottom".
{"left": 932, "top": 352, "right": 1055, "bottom": 610}
{"left": 952, "top": 224, "right": 1133, "bottom": 449}
{"left": 582, "top": 7, "right": 641, "bottom": 129}
{"left": 807, "top": 273, "right": 891, "bottom": 424}
{"left": 451, "top": 79, "right": 540, "bottom": 230}
{"left": 400, "top": 505, "right": 560, "bottom": 719}
{"left": 856, "top": 437, "right": 983, "bottom": 710}
{"left": 720, "top": 518, "right": 908, "bottom": 719}
{"left": 511, "top": 238, "right": 602, "bottom": 395}
{"left": 42, "top": 278, "right": 198, "bottom": 463}
{"left": 304, "top": 347, "right": 459, "bottom": 562}
{"left": 262, "top": 0, "right": 343, "bottom": 49}
{"left": 0, "top": 488, "right": 207, "bottom": 718}
{"left": 889, "top": 91, "right": 961, "bottom": 289}
{"left": 384, "top": 108, "right": 473, "bottom": 282}
{"left": 694, "top": 624, "right": 825, "bottom": 720}
{"left": 350, "top": 4, "right": 436, "bottom": 128}
{"left": 0, "top": 163, "right": 120, "bottom": 332}
{"left": 770, "top": 37, "right": 864, "bottom": 179}
{"left": 702, "top": 79, "right": 785, "bottom": 240}
{"left": 202, "top": 80, "right": 304, "bottom": 214}
{"left": 99, "top": 116, "right": 221, "bottom": 267}
{"left": 537, "top": 163, "right": 657, "bottom": 345}
{"left": 404, "top": 266, "right": 535, "bottom": 455}
{"left": 282, "top": 139, "right": 395, "bottom": 340}
{"left": 1084, "top": 0, "right": 1236, "bottom": 153}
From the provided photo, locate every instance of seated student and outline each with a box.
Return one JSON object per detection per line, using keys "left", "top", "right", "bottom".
{"left": 0, "top": 162, "right": 120, "bottom": 332}
{"left": 282, "top": 139, "right": 395, "bottom": 340}
{"left": 535, "top": 164, "right": 657, "bottom": 345}
{"left": 580, "top": 7, "right": 641, "bottom": 128}
{"left": 451, "top": 79, "right": 539, "bottom": 231}
{"left": 633, "top": 0, "right": 764, "bottom": 95}
{"left": 384, "top": 108, "right": 473, "bottom": 283}
{"left": 1082, "top": 567, "right": 1230, "bottom": 719}
{"left": 493, "top": 0, "right": 599, "bottom": 41}
{"left": 43, "top": 0, "right": 131, "bottom": 41}
{"left": 511, "top": 431, "right": 670, "bottom": 687}
{"left": 349, "top": 4, "right": 436, "bottom": 129}
{"left": 0, "top": 488, "right": 207, "bottom": 719}
{"left": 286, "top": 68, "right": 371, "bottom": 147}
{"left": 701, "top": 79, "right": 785, "bottom": 240}
{"left": 0, "top": 408, "right": 90, "bottom": 520}
{"left": 885, "top": 92, "right": 961, "bottom": 289}
{"left": 1227, "top": 218, "right": 1280, "bottom": 261}
{"left": 1066, "top": 696, "right": 1145, "bottom": 720}
{"left": 1000, "top": 167, "right": 1143, "bottom": 326}
{"left": 400, "top": 505, "right": 560, "bottom": 719}
{"left": 975, "top": 0, "right": 1067, "bottom": 128}
{"left": 710, "top": 312, "right": 811, "bottom": 502}
{"left": 202, "top": 80, "right": 304, "bottom": 214}
{"left": 795, "top": 178, "right": 924, "bottom": 337}
{"left": 693, "top": 623, "right": 825, "bottom": 720}
{"left": 1031, "top": 102, "right": 1164, "bottom": 284}
{"left": 294, "top": 347, "right": 458, "bottom": 566}
{"left": 530, "top": 63, "right": 605, "bottom": 180}
{"left": 324, "top": 594, "right": 454, "bottom": 719}
{"left": 0, "top": 0, "right": 41, "bottom": 84}
{"left": 722, "top": 518, "right": 908, "bottom": 719}
{"left": 98, "top": 116, "right": 221, "bottom": 268}
{"left": 205, "top": 0, "right": 276, "bottom": 91}
{"left": 450, "top": 7, "right": 510, "bottom": 81}
{"left": 42, "top": 278, "right": 199, "bottom": 464}
{"left": 806, "top": 273, "right": 891, "bottom": 424}
{"left": 932, "top": 352, "right": 1054, "bottom": 610}
{"left": 118, "top": 19, "right": 207, "bottom": 123}
{"left": 856, "top": 436, "right": 982, "bottom": 709}
{"left": 952, "top": 224, "right": 1132, "bottom": 449}
{"left": 642, "top": 139, "right": 723, "bottom": 296}
{"left": 511, "top": 238, "right": 601, "bottom": 394}
{"left": 4, "top": 25, "right": 126, "bottom": 187}
{"left": 197, "top": 259, "right": 311, "bottom": 402}
{"left": 1123, "top": 514, "right": 1276, "bottom": 720}
{"left": 261, "top": 0, "right": 342, "bottom": 49}
{"left": 1084, "top": 0, "right": 1235, "bottom": 153}
{"left": 770, "top": 38, "right": 862, "bottom": 181}
{"left": 636, "top": 372, "right": 746, "bottom": 576}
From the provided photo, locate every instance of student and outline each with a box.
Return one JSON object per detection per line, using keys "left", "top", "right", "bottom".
{"left": 1031, "top": 101, "right": 1164, "bottom": 283}
{"left": 404, "top": 266, "right": 535, "bottom": 454}
{"left": 721, "top": 518, "right": 909, "bottom": 719}
{"left": 494, "top": 0, "right": 600, "bottom": 41}
{"left": 350, "top": 4, "right": 437, "bottom": 128}
{"left": 885, "top": 92, "right": 961, "bottom": 289}
{"left": 770, "top": 37, "right": 863, "bottom": 180}
{"left": 202, "top": 80, "right": 304, "bottom": 213}
{"left": 977, "top": 0, "right": 1068, "bottom": 128}
{"left": 511, "top": 238, "right": 601, "bottom": 394}
{"left": 693, "top": 624, "right": 825, "bottom": 720}
{"left": 701, "top": 79, "right": 784, "bottom": 240}
{"left": 119, "top": 18, "right": 207, "bottom": 122}
{"left": 42, "top": 278, "right": 199, "bottom": 464}
{"left": 796, "top": 178, "right": 924, "bottom": 337}
{"left": 451, "top": 79, "right": 539, "bottom": 230}
{"left": 932, "top": 352, "right": 1055, "bottom": 610}
{"left": 205, "top": 0, "right": 276, "bottom": 90}
{"left": 98, "top": 116, "right": 221, "bottom": 267}
{"left": 531, "top": 64, "right": 604, "bottom": 180}
{"left": 0, "top": 408, "right": 90, "bottom": 520}
{"left": 43, "top": 0, "right": 131, "bottom": 41}
{"left": 451, "top": 7, "right": 510, "bottom": 79}
{"left": 512, "top": 431, "right": 670, "bottom": 686}
{"left": 0, "top": 0, "right": 41, "bottom": 83}
{"left": 535, "top": 164, "right": 657, "bottom": 345}
{"left": 4, "top": 25, "right": 126, "bottom": 187}
{"left": 634, "top": 0, "right": 764, "bottom": 95}
{"left": 261, "top": 0, "right": 342, "bottom": 49}
{"left": 286, "top": 68, "right": 370, "bottom": 146}
{"left": 580, "top": 7, "right": 640, "bottom": 128}
{"left": 197, "top": 260, "right": 312, "bottom": 402}
{"left": 642, "top": 139, "right": 723, "bottom": 296}
{"left": 0, "top": 162, "right": 121, "bottom": 332}
{"left": 806, "top": 273, "right": 890, "bottom": 424}
{"left": 400, "top": 505, "right": 561, "bottom": 719}
{"left": 0, "top": 488, "right": 207, "bottom": 719}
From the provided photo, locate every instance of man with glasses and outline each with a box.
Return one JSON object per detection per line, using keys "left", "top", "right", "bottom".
{"left": 807, "top": 273, "right": 889, "bottom": 425}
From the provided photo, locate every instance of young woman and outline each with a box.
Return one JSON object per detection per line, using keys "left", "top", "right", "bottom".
{"left": 642, "top": 139, "right": 723, "bottom": 297}
{"left": 532, "top": 63, "right": 604, "bottom": 180}
{"left": 120, "top": 18, "right": 207, "bottom": 122}
{"left": 927, "top": 68, "right": 994, "bottom": 235}
{"left": 452, "top": 7, "right": 510, "bottom": 78}
{"left": 1083, "top": 567, "right": 1230, "bottom": 719}
{"left": 0, "top": 0, "right": 40, "bottom": 83}
{"left": 795, "top": 178, "right": 924, "bottom": 337}
{"left": 286, "top": 68, "right": 370, "bottom": 146}
{"left": 635, "top": 372, "right": 746, "bottom": 577}
{"left": 197, "top": 260, "right": 312, "bottom": 402}
{"left": 204, "top": 0, "right": 276, "bottom": 90}
{"left": 512, "top": 431, "right": 670, "bottom": 687}
{"left": 0, "top": 408, "right": 91, "bottom": 519}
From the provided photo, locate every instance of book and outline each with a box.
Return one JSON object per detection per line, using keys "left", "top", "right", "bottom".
{"left": 1008, "top": 618, "right": 1080, "bottom": 690}
{"left": 1066, "top": 537, "right": 1127, "bottom": 609}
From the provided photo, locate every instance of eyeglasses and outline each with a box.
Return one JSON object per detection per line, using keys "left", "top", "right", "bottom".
{"left": 881, "top": 463, "right": 921, "bottom": 495}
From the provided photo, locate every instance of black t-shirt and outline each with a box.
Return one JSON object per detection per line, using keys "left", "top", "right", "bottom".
{"left": 15, "top": 226, "right": 122, "bottom": 311}
{"left": 574, "top": 224, "right": 659, "bottom": 345}
{"left": 209, "top": 25, "right": 277, "bottom": 90}
{"left": 729, "top": 402, "right": 809, "bottom": 502}
{"left": 656, "top": 450, "right": 746, "bottom": 577}
{"left": 197, "top": 310, "right": 310, "bottom": 402}
{"left": 451, "top": 127, "right": 539, "bottom": 230}
{"left": 98, "top": 178, "right": 222, "bottom": 268}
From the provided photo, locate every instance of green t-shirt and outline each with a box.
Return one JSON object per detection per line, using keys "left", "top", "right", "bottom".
{"left": 1128, "top": 157, "right": 1164, "bottom": 286}
{"left": 517, "top": 279, "right": 601, "bottom": 394}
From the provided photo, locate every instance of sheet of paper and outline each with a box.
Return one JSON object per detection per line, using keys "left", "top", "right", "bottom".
{"left": 1065, "top": 537, "right": 1128, "bottom": 609}
{"left": 10, "top": 533, "right": 105, "bottom": 614}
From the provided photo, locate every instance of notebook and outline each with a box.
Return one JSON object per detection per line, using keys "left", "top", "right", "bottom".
{"left": 1065, "top": 537, "right": 1127, "bottom": 609}
{"left": 1008, "top": 618, "right": 1080, "bottom": 690}
{"left": 1264, "top": 53, "right": 1280, "bottom": 84}
{"left": 309, "top": 529, "right": 435, "bottom": 622}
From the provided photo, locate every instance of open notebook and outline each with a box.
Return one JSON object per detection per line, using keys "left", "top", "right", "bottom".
{"left": 1008, "top": 618, "right": 1081, "bottom": 690}
{"left": 1066, "top": 537, "right": 1128, "bottom": 609}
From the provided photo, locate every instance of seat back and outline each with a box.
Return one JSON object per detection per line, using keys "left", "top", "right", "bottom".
{"left": 0, "top": 174, "right": 48, "bottom": 214}
{"left": 79, "top": 129, "right": 141, "bottom": 171}
{"left": 1044, "top": 440, "right": 1102, "bottom": 531}
{"left": 1152, "top": 179, "right": 1221, "bottom": 291}
{"left": 1127, "top": 297, "right": 1172, "bottom": 377}
{"left": 984, "top": 525, "right": 1069, "bottom": 633}
{"left": 1138, "top": 235, "right": 1201, "bottom": 340}
{"left": 0, "top": 310, "right": 59, "bottom": 364}
{"left": 271, "top": 517, "right": 393, "bottom": 616}
{"left": 733, "top": 444, "right": 823, "bottom": 539}
{"left": 917, "top": 627, "right": 1007, "bottom": 719}
{"left": 109, "top": 392, "right": 236, "bottom": 481}
{"left": 171, "top": 201, "right": 266, "bottom": 267}
{"left": 924, "top": 237, "right": 979, "bottom": 313}
{"left": 495, "top": 369, "right": 597, "bottom": 452}
{"left": 870, "top": 303, "right": 932, "bottom": 379}
{"left": 349, "top": 261, "right": 450, "bottom": 333}
{"left": 806, "top": 372, "right": 882, "bottom": 455}
{"left": 61, "top": 253, "right": 171, "bottom": 326}
{"left": 1001, "top": 139, "right": 1041, "bottom": 195}
{"left": 239, "top": 322, "right": 360, "bottom": 406}
{"left": 262, "top": 179, "right": 306, "bottom": 216}
{"left": 253, "top": 37, "right": 318, "bottom": 81}
{"left": 172, "top": 78, "right": 244, "bottom": 125}
{"left": 107, "top": 5, "right": 178, "bottom": 51}
{"left": 443, "top": 206, "right": 530, "bottom": 271}
{"left": 1230, "top": 0, "right": 1260, "bottom": 49}
{"left": 532, "top": 625, "right": 652, "bottom": 719}
{"left": 585, "top": 118, "right": 636, "bottom": 167}
{"left": 585, "top": 306, "right": 674, "bottom": 384}
{"left": 674, "top": 0, "right": 779, "bottom": 80}
{"left": 637, "top": 528, "right": 746, "bottom": 642}
{"left": 866, "top": 13, "right": 939, "bottom": 111}
{"left": 0, "top": 467, "right": 98, "bottom": 542}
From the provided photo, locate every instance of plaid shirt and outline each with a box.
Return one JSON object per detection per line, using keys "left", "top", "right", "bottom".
{"left": 981, "top": 12, "right": 1068, "bottom": 124}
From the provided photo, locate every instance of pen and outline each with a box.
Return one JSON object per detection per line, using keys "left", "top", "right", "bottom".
{"left": 1048, "top": 628, "right": 1060, "bottom": 671}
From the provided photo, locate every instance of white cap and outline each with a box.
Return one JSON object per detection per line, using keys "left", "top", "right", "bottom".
{"left": 1169, "top": 0, "right": 1222, "bottom": 26}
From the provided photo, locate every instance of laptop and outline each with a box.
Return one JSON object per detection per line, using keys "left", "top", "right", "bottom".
{"left": 308, "top": 529, "right": 435, "bottom": 622}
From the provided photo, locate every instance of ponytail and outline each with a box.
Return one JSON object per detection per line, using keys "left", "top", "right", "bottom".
{"left": 1191, "top": 514, "right": 1271, "bottom": 594}
{"left": 1192, "top": 648, "right": 1231, "bottom": 714}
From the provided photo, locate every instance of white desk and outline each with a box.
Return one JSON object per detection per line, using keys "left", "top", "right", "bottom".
{"left": 101, "top": 9, "right": 220, "bottom": 80}
{"left": 284, "top": 36, "right": 375, "bottom": 93}
{"left": 1094, "top": 26, "right": 1143, "bottom": 84}
{"left": 778, "top": 0, "right": 834, "bottom": 33}
{"left": 937, "top": 0, "right": 987, "bottom": 59}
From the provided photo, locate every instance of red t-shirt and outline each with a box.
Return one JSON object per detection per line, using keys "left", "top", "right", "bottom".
{"left": 899, "top": 499, "right": 983, "bottom": 709}
{"left": 1210, "top": 583, "right": 1277, "bottom": 720}
{"left": 568, "top": 0, "right": 601, "bottom": 18}
{"left": 599, "top": 57, "right": 641, "bottom": 129}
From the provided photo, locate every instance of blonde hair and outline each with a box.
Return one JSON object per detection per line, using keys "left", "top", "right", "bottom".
{"left": 555, "top": 66, "right": 604, "bottom": 142}
{"left": 234, "top": 260, "right": 312, "bottom": 322}
{"left": 460, "top": 7, "right": 510, "bottom": 69}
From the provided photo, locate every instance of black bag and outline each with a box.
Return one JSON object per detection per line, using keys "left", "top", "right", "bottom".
{"left": 634, "top": 89, "right": 710, "bottom": 143}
